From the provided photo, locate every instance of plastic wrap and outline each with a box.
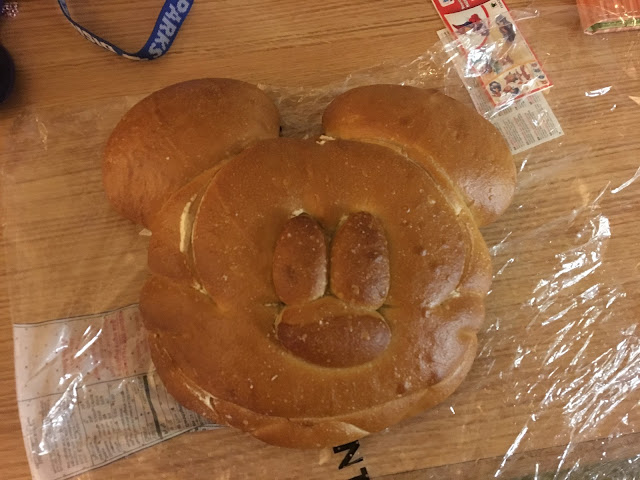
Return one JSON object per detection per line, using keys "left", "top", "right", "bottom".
{"left": 3, "top": 3, "right": 640, "bottom": 479}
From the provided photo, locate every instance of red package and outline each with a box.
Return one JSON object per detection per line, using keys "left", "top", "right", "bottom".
{"left": 577, "top": 0, "right": 640, "bottom": 34}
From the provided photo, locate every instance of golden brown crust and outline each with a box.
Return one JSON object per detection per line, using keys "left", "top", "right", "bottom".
{"left": 322, "top": 84, "right": 516, "bottom": 226}
{"left": 103, "top": 78, "right": 280, "bottom": 227}
{"left": 141, "top": 138, "right": 493, "bottom": 447}
{"left": 146, "top": 167, "right": 219, "bottom": 283}
{"left": 142, "top": 274, "right": 479, "bottom": 449}
{"left": 107, "top": 80, "right": 515, "bottom": 448}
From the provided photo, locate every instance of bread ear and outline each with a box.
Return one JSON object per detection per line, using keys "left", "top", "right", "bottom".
{"left": 322, "top": 85, "right": 516, "bottom": 226}
{"left": 103, "top": 78, "right": 280, "bottom": 227}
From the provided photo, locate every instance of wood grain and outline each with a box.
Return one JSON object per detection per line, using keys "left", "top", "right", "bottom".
{"left": 1, "top": 1, "right": 640, "bottom": 479}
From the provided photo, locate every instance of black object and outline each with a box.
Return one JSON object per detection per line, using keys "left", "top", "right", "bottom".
{"left": 0, "top": 43, "right": 14, "bottom": 103}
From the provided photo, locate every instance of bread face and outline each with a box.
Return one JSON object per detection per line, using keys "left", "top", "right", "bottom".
{"left": 105, "top": 80, "right": 515, "bottom": 449}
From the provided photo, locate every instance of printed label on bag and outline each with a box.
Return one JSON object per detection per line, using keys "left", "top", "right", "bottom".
{"left": 438, "top": 28, "right": 563, "bottom": 154}
{"left": 431, "top": 0, "right": 552, "bottom": 106}
{"left": 14, "top": 305, "right": 219, "bottom": 480}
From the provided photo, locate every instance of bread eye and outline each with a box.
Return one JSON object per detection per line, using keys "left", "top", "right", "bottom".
{"left": 272, "top": 213, "right": 328, "bottom": 305}
{"left": 330, "top": 212, "right": 390, "bottom": 310}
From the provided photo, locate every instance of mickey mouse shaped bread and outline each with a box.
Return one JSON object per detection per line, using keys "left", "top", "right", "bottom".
{"left": 103, "top": 78, "right": 515, "bottom": 448}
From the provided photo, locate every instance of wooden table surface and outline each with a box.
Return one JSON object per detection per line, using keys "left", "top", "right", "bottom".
{"left": 1, "top": 1, "right": 639, "bottom": 479}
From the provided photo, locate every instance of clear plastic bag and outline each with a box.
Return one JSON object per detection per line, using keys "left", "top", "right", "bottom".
{"left": 3, "top": 3, "right": 640, "bottom": 479}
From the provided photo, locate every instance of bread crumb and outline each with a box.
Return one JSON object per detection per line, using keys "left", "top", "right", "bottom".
{"left": 316, "top": 134, "right": 336, "bottom": 145}
{"left": 192, "top": 280, "right": 208, "bottom": 295}
{"left": 185, "top": 383, "right": 214, "bottom": 409}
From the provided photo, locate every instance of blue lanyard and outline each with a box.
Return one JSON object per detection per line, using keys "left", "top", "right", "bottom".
{"left": 57, "top": 0, "right": 194, "bottom": 60}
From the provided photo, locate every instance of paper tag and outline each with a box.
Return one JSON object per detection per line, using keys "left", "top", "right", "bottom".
{"left": 431, "top": 0, "right": 552, "bottom": 106}
{"left": 438, "top": 28, "right": 563, "bottom": 154}
{"left": 14, "top": 305, "right": 219, "bottom": 480}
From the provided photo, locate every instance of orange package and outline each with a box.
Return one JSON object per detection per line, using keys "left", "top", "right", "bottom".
{"left": 577, "top": 0, "right": 640, "bottom": 34}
